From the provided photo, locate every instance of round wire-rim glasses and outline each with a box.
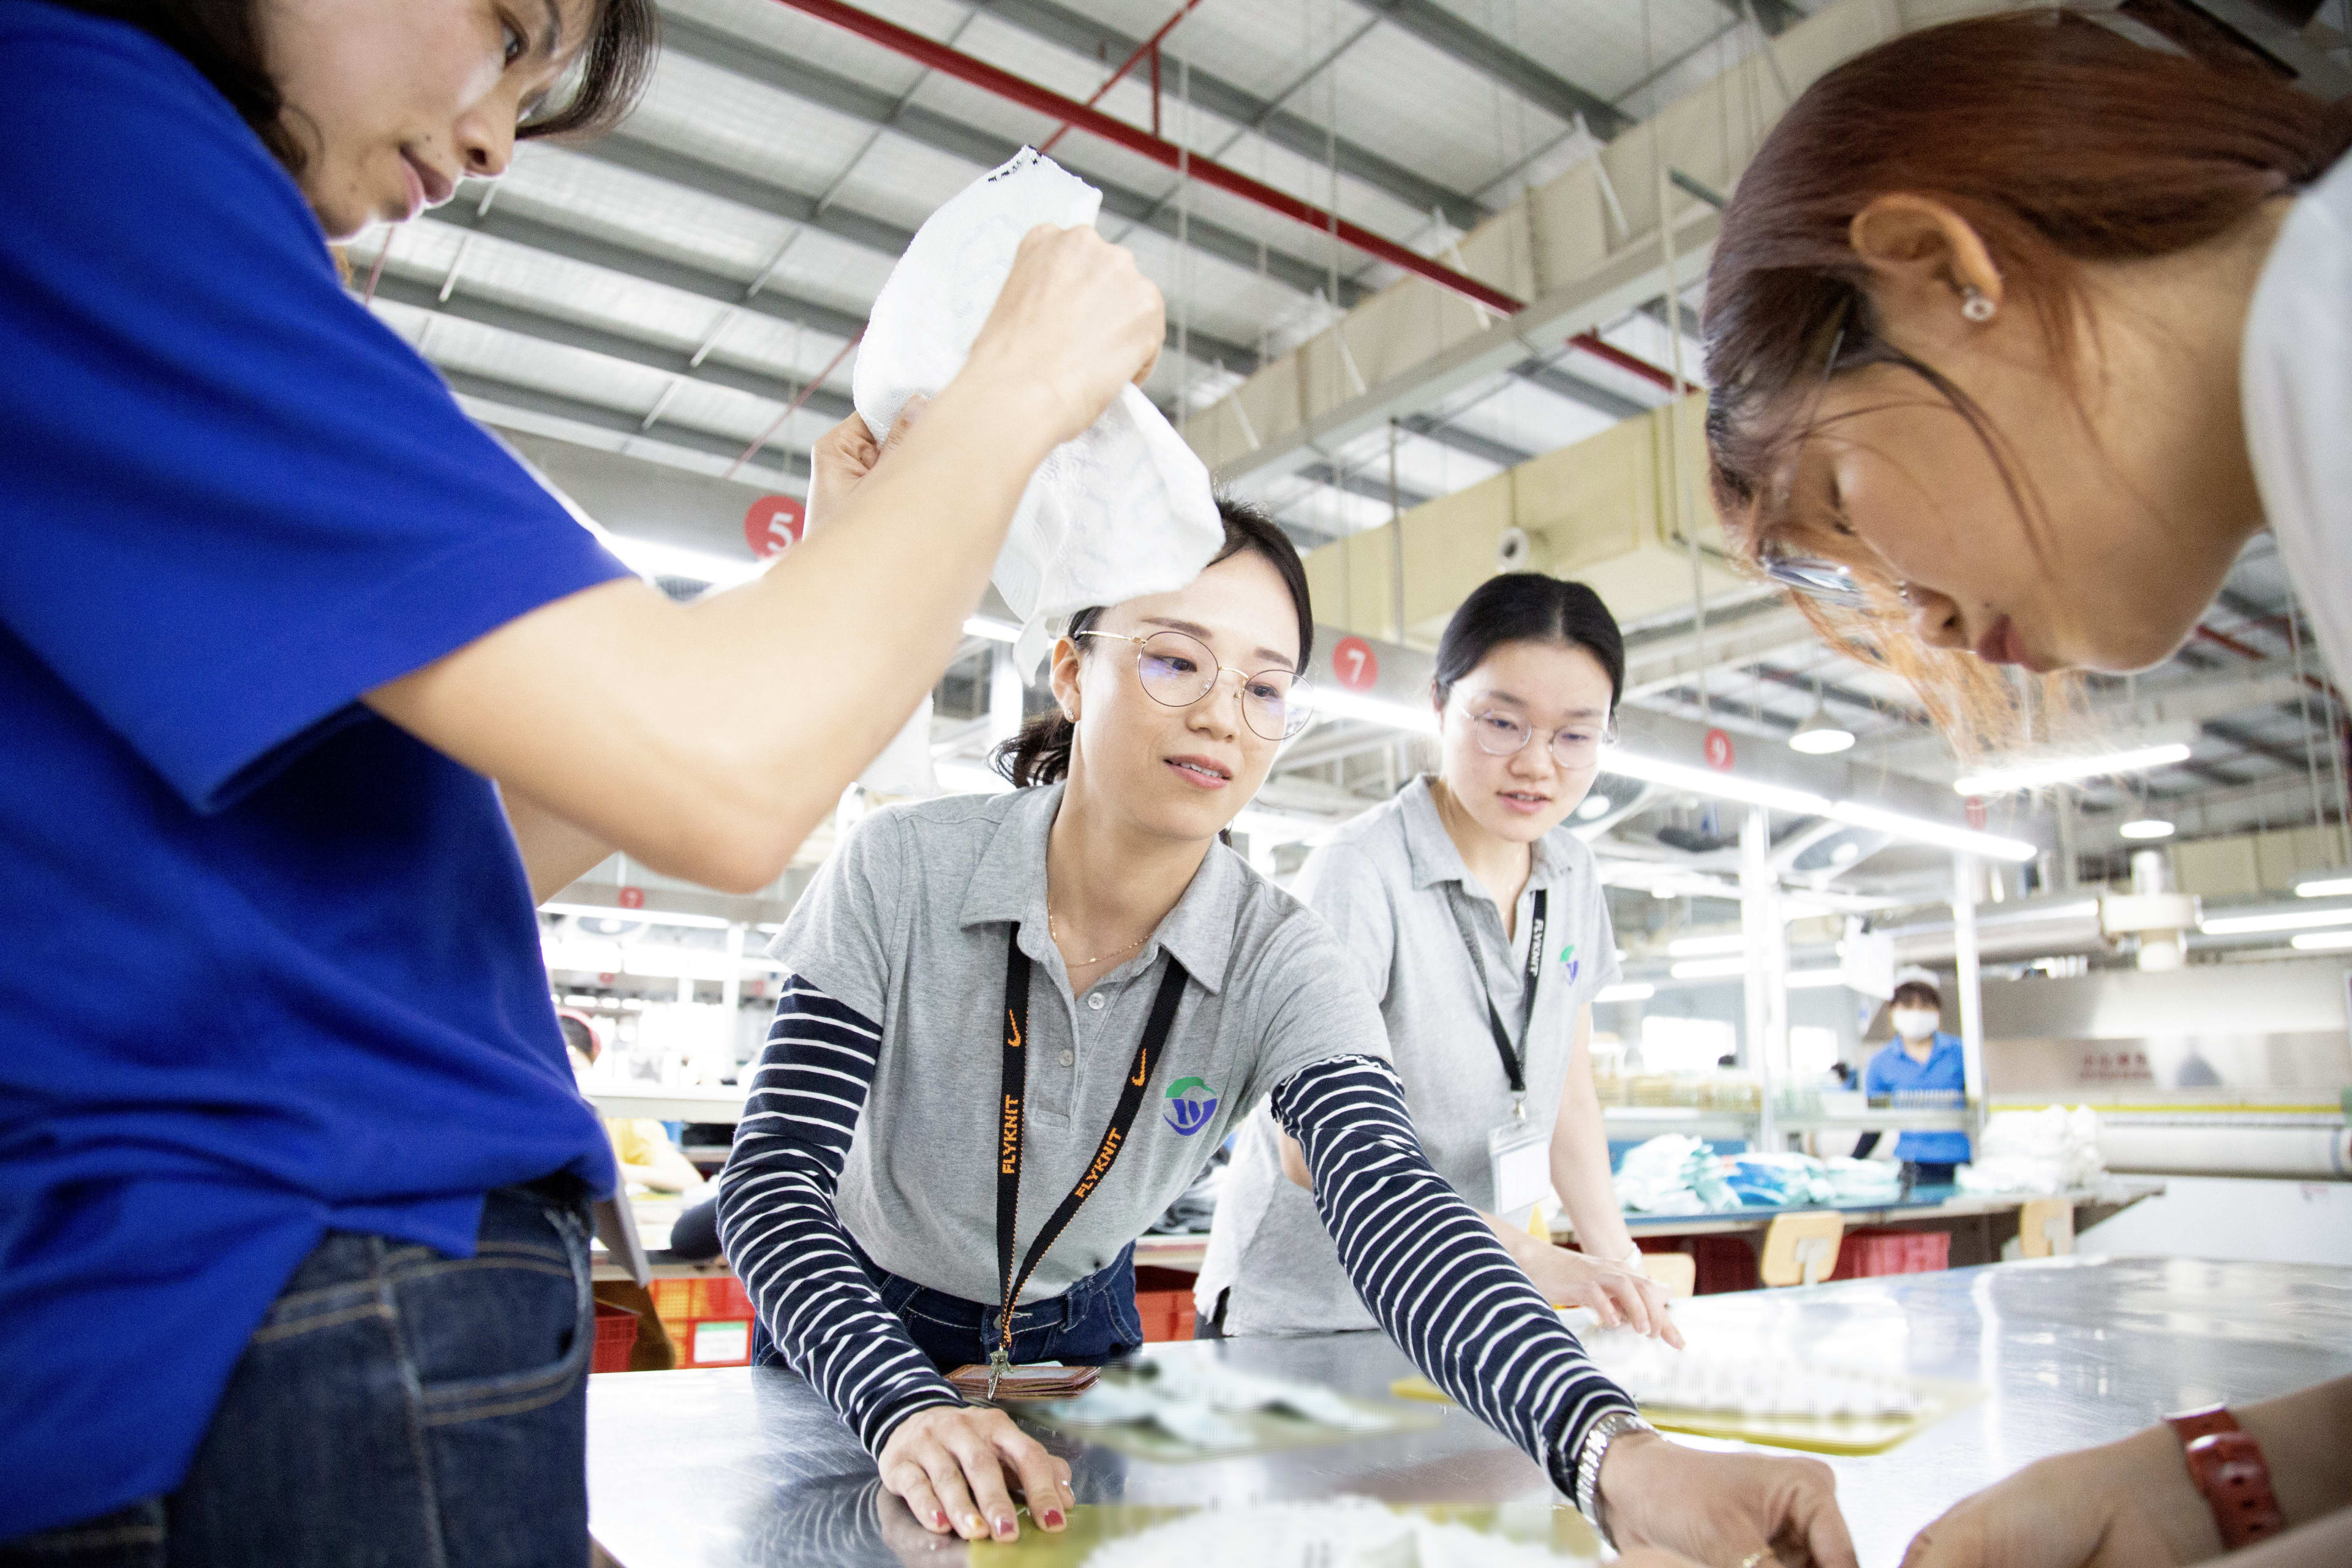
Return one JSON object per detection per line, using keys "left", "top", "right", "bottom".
{"left": 1075, "top": 628, "right": 1316, "bottom": 742}
{"left": 1464, "top": 706, "right": 1615, "bottom": 771}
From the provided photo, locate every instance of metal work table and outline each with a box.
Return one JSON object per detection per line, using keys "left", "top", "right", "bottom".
{"left": 586, "top": 1256, "right": 2352, "bottom": 1566}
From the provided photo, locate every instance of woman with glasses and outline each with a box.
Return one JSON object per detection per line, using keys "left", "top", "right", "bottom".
{"left": 1200, "top": 573, "right": 1679, "bottom": 1349}
{"left": 716, "top": 510, "right": 1852, "bottom": 1564}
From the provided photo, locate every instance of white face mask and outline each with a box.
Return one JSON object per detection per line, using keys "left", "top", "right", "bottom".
{"left": 1891, "top": 1008, "right": 1939, "bottom": 1041}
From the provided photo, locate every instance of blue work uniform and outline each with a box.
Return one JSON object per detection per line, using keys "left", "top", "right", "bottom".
{"left": 1863, "top": 1032, "right": 1972, "bottom": 1166}
{"left": 0, "top": 3, "right": 629, "bottom": 1537}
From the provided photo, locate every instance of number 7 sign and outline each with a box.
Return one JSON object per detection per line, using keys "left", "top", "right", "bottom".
{"left": 1332, "top": 635, "right": 1379, "bottom": 692}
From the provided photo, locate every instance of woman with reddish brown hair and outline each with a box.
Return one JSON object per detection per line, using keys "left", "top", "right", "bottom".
{"left": 1701, "top": 8, "right": 2351, "bottom": 743}
{"left": 1700, "top": 11, "right": 2352, "bottom": 1567}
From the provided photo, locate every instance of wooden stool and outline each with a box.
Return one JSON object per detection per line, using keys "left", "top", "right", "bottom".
{"left": 2019, "top": 1197, "right": 2075, "bottom": 1258}
{"left": 1640, "top": 1251, "right": 1697, "bottom": 1300}
{"left": 1760, "top": 1212, "right": 1845, "bottom": 1287}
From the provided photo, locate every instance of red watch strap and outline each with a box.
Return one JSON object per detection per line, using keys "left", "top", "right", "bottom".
{"left": 2165, "top": 1403, "right": 2239, "bottom": 1447}
{"left": 2181, "top": 1430, "right": 2287, "bottom": 1551}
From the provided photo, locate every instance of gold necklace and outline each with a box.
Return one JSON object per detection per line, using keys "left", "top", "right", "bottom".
{"left": 1049, "top": 907, "right": 1151, "bottom": 968}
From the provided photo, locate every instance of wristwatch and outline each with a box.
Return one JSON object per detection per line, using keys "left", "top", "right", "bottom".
{"left": 1573, "top": 1408, "right": 1654, "bottom": 1547}
{"left": 2164, "top": 1404, "right": 2285, "bottom": 1551}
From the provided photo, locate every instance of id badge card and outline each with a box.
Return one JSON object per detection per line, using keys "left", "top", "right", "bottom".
{"left": 1487, "top": 1115, "right": 1552, "bottom": 1231}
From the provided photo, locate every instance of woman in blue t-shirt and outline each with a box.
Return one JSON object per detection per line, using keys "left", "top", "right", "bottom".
{"left": 1859, "top": 979, "right": 1972, "bottom": 1188}
{"left": 0, "top": 1, "right": 1164, "bottom": 1559}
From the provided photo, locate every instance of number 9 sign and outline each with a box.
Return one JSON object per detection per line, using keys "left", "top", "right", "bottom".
{"left": 1332, "top": 635, "right": 1379, "bottom": 692}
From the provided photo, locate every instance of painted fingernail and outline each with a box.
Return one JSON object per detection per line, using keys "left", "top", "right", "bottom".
{"left": 931, "top": 1510, "right": 949, "bottom": 1531}
{"left": 1044, "top": 1509, "right": 1065, "bottom": 1529}
{"left": 995, "top": 1516, "right": 1017, "bottom": 1538}
{"left": 965, "top": 1515, "right": 986, "bottom": 1536}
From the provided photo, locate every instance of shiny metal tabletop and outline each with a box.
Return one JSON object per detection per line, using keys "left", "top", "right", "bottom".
{"left": 586, "top": 1257, "right": 2352, "bottom": 1567}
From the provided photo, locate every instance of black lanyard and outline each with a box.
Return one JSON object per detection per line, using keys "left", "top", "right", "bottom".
{"left": 992, "top": 927, "right": 1188, "bottom": 1386}
{"left": 1444, "top": 886, "right": 1546, "bottom": 1106}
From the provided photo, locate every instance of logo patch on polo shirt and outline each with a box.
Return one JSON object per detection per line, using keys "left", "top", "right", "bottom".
{"left": 1162, "top": 1076, "right": 1218, "bottom": 1135}
{"left": 1558, "top": 941, "right": 1580, "bottom": 982}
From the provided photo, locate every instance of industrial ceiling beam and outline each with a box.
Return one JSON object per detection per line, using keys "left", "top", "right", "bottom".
{"left": 655, "top": 13, "right": 1370, "bottom": 314}
{"left": 770, "top": 0, "right": 1526, "bottom": 316}
{"left": 440, "top": 369, "right": 812, "bottom": 477}
{"left": 576, "top": 137, "right": 1265, "bottom": 371}
{"left": 367, "top": 273, "right": 859, "bottom": 423}
{"left": 1354, "top": 0, "right": 1633, "bottom": 140}
{"left": 955, "top": 0, "right": 1492, "bottom": 232}
{"left": 1298, "top": 461, "right": 1434, "bottom": 511}
{"left": 1395, "top": 411, "right": 1531, "bottom": 470}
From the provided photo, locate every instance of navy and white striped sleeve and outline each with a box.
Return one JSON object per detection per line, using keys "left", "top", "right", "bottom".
{"left": 717, "top": 976, "right": 963, "bottom": 1453}
{"left": 1272, "top": 1053, "right": 1638, "bottom": 1494}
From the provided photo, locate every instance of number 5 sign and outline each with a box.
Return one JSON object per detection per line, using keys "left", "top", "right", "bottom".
{"left": 743, "top": 495, "right": 805, "bottom": 560}
{"left": 1331, "top": 635, "right": 1379, "bottom": 692}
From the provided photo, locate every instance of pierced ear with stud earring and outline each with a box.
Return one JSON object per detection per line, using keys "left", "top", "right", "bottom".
{"left": 1960, "top": 284, "right": 1997, "bottom": 323}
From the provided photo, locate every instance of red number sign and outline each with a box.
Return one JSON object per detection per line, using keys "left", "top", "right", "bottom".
{"left": 1332, "top": 635, "right": 1379, "bottom": 692}
{"left": 1964, "top": 796, "right": 1988, "bottom": 831}
{"left": 1703, "top": 727, "right": 1736, "bottom": 772}
{"left": 617, "top": 887, "right": 645, "bottom": 911}
{"left": 743, "top": 495, "right": 805, "bottom": 559}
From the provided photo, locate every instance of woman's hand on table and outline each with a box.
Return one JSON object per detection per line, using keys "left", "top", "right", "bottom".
{"left": 1520, "top": 1245, "right": 1684, "bottom": 1347}
{"left": 1600, "top": 1430, "right": 1858, "bottom": 1567}
{"left": 1898, "top": 1425, "right": 2220, "bottom": 1568}
{"left": 876, "top": 1404, "right": 1074, "bottom": 1544}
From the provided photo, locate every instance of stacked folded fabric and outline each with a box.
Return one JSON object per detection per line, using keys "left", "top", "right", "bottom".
{"left": 1958, "top": 1106, "right": 2106, "bottom": 1194}
{"left": 1727, "top": 1152, "right": 1838, "bottom": 1208}
{"left": 1822, "top": 1156, "right": 1903, "bottom": 1204}
{"left": 1615, "top": 1135, "right": 1740, "bottom": 1214}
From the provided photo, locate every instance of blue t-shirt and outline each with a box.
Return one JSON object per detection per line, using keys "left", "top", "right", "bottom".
{"left": 0, "top": 4, "right": 630, "bottom": 1536}
{"left": 1864, "top": 1033, "right": 1972, "bottom": 1166}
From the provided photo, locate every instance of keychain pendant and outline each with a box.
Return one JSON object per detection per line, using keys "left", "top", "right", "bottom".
{"left": 986, "top": 1348, "right": 1012, "bottom": 1401}
{"left": 1512, "top": 1093, "right": 1527, "bottom": 1123}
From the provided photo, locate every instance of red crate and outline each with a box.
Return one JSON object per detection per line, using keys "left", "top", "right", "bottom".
{"left": 1136, "top": 1289, "right": 1196, "bottom": 1342}
{"left": 592, "top": 1302, "right": 641, "bottom": 1374}
{"left": 1828, "top": 1227, "right": 1949, "bottom": 1280}
{"left": 649, "top": 1275, "right": 756, "bottom": 1367}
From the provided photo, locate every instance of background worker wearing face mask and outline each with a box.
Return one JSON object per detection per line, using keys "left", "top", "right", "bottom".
{"left": 1858, "top": 978, "right": 1970, "bottom": 1188}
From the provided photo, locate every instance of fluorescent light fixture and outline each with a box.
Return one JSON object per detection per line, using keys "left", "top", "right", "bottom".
{"left": 1668, "top": 956, "right": 1751, "bottom": 980}
{"left": 2296, "top": 875, "right": 2352, "bottom": 899}
{"left": 1576, "top": 794, "right": 1613, "bottom": 821}
{"left": 1830, "top": 840, "right": 1862, "bottom": 864}
{"left": 1953, "top": 741, "right": 2192, "bottom": 796}
{"left": 1594, "top": 982, "right": 1656, "bottom": 1003}
{"left": 601, "top": 535, "right": 763, "bottom": 589}
{"left": 963, "top": 616, "right": 1020, "bottom": 643}
{"left": 1667, "top": 933, "right": 1749, "bottom": 958}
{"left": 934, "top": 759, "right": 1016, "bottom": 796}
{"left": 542, "top": 901, "right": 733, "bottom": 930}
{"left": 1825, "top": 799, "right": 2037, "bottom": 862}
{"left": 1788, "top": 703, "right": 1855, "bottom": 755}
{"left": 1313, "top": 688, "right": 1440, "bottom": 734}
{"left": 2291, "top": 930, "right": 2352, "bottom": 952}
{"left": 2117, "top": 818, "right": 2175, "bottom": 840}
{"left": 1603, "top": 748, "right": 1831, "bottom": 818}
{"left": 1785, "top": 968, "right": 1847, "bottom": 989}
{"left": 2199, "top": 905, "right": 2352, "bottom": 936}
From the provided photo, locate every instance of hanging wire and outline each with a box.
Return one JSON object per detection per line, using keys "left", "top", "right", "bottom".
{"left": 2285, "top": 582, "right": 2331, "bottom": 844}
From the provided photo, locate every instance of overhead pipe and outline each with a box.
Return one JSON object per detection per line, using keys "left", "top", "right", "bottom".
{"left": 769, "top": 0, "right": 1679, "bottom": 392}
{"left": 1038, "top": 0, "right": 1208, "bottom": 156}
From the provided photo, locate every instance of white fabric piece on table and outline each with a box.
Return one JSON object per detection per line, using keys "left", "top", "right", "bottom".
{"left": 851, "top": 148, "right": 1225, "bottom": 674}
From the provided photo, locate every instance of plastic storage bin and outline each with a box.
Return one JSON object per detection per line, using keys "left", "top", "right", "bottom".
{"left": 1827, "top": 1226, "right": 1950, "bottom": 1280}
{"left": 592, "top": 1301, "right": 641, "bottom": 1374}
{"left": 650, "top": 1275, "right": 756, "bottom": 1367}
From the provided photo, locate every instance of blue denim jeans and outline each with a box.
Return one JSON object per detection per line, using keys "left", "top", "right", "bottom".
{"left": 1, "top": 1182, "right": 595, "bottom": 1567}
{"left": 753, "top": 1237, "right": 1142, "bottom": 1375}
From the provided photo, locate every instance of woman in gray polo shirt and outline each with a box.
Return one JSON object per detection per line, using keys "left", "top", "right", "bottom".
{"left": 1201, "top": 575, "right": 1678, "bottom": 1345}
{"left": 717, "top": 505, "right": 1851, "bottom": 1565}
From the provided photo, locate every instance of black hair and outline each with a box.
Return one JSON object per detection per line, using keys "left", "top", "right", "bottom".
{"left": 1892, "top": 980, "right": 1943, "bottom": 1010}
{"left": 1430, "top": 573, "right": 1624, "bottom": 715}
{"left": 557, "top": 1013, "right": 599, "bottom": 1061}
{"left": 992, "top": 497, "right": 1313, "bottom": 788}
{"left": 53, "top": 0, "right": 657, "bottom": 176}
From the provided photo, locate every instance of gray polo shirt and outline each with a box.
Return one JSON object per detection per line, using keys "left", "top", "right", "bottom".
{"left": 767, "top": 783, "right": 1389, "bottom": 1306}
{"left": 1197, "top": 775, "right": 1621, "bottom": 1335}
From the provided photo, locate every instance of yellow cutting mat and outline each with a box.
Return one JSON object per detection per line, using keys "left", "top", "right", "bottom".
{"left": 1385, "top": 1375, "right": 1981, "bottom": 1457}
{"left": 970, "top": 1502, "right": 1600, "bottom": 1564}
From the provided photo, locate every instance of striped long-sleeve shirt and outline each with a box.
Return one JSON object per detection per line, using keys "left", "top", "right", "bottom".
{"left": 720, "top": 974, "right": 1638, "bottom": 1490}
